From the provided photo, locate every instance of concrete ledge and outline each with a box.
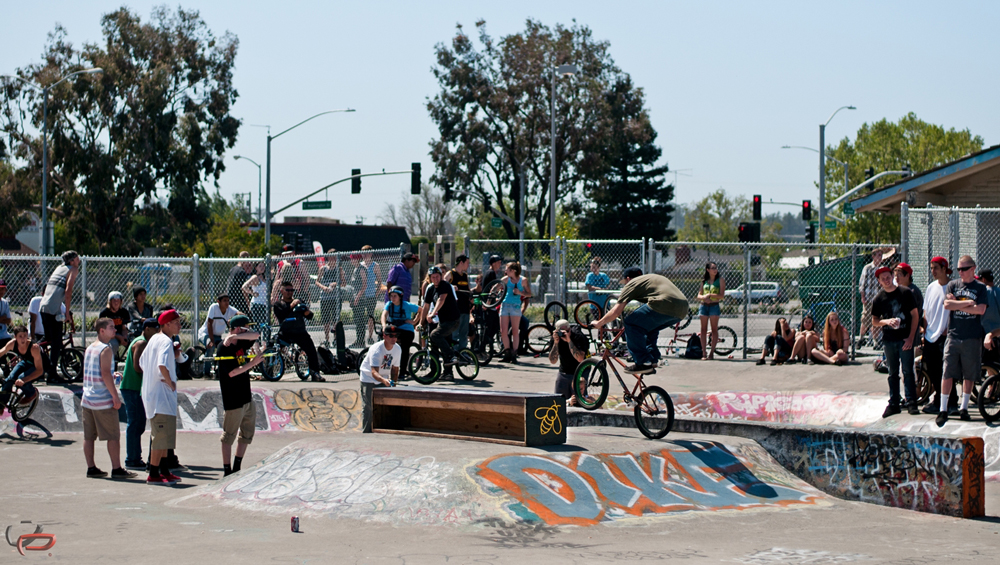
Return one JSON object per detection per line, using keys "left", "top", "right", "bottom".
{"left": 568, "top": 409, "right": 986, "bottom": 518}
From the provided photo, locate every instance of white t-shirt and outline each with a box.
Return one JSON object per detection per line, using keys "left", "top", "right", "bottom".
{"left": 28, "top": 296, "right": 65, "bottom": 335}
{"left": 202, "top": 303, "right": 237, "bottom": 337}
{"left": 140, "top": 333, "right": 178, "bottom": 416}
{"left": 359, "top": 340, "right": 401, "bottom": 384}
{"left": 924, "top": 280, "right": 949, "bottom": 343}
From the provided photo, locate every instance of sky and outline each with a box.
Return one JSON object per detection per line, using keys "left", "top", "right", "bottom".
{"left": 3, "top": 1, "right": 999, "bottom": 226}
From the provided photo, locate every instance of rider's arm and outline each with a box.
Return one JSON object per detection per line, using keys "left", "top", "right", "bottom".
{"left": 595, "top": 301, "right": 627, "bottom": 327}
{"left": 381, "top": 307, "right": 389, "bottom": 327}
{"left": 430, "top": 294, "right": 446, "bottom": 318}
{"left": 64, "top": 267, "right": 78, "bottom": 317}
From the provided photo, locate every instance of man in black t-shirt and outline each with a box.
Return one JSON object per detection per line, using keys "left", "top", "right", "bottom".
{"left": 872, "top": 266, "right": 919, "bottom": 418}
{"left": 474, "top": 255, "right": 504, "bottom": 350}
{"left": 445, "top": 255, "right": 472, "bottom": 350}
{"left": 936, "top": 255, "right": 989, "bottom": 426}
{"left": 418, "top": 267, "right": 460, "bottom": 371}
{"left": 215, "top": 315, "right": 263, "bottom": 476}
{"left": 548, "top": 319, "right": 590, "bottom": 405}
{"left": 273, "top": 281, "right": 325, "bottom": 382}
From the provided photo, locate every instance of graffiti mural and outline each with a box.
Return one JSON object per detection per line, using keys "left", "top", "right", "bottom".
{"left": 666, "top": 392, "right": 886, "bottom": 427}
{"left": 273, "top": 388, "right": 359, "bottom": 432}
{"left": 473, "top": 441, "right": 824, "bottom": 526}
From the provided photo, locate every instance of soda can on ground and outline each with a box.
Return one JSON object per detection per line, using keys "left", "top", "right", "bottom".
{"left": 291, "top": 516, "right": 300, "bottom": 533}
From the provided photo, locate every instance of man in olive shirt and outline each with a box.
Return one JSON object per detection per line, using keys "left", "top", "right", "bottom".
{"left": 591, "top": 267, "right": 689, "bottom": 374}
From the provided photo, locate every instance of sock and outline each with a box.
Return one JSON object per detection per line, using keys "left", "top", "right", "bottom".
{"left": 940, "top": 393, "right": 950, "bottom": 413}
{"left": 160, "top": 462, "right": 171, "bottom": 477}
{"left": 233, "top": 456, "right": 243, "bottom": 473}
{"left": 149, "top": 463, "right": 161, "bottom": 478}
{"left": 961, "top": 393, "right": 971, "bottom": 411}
{"left": 223, "top": 464, "right": 232, "bottom": 475}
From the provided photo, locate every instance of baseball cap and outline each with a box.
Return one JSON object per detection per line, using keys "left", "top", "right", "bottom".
{"left": 0, "top": 279, "right": 6, "bottom": 288}
{"left": 142, "top": 318, "right": 160, "bottom": 330}
{"left": 893, "top": 262, "right": 913, "bottom": 276}
{"left": 875, "top": 266, "right": 892, "bottom": 278}
{"left": 622, "top": 266, "right": 643, "bottom": 280}
{"left": 158, "top": 309, "right": 180, "bottom": 326}
{"left": 108, "top": 291, "right": 123, "bottom": 301}
{"left": 428, "top": 266, "right": 442, "bottom": 275}
{"left": 402, "top": 252, "right": 417, "bottom": 262}
{"left": 383, "top": 325, "right": 399, "bottom": 338}
{"left": 229, "top": 314, "right": 250, "bottom": 328}
{"left": 488, "top": 254, "right": 503, "bottom": 264}
{"left": 217, "top": 292, "right": 230, "bottom": 301}
{"left": 931, "top": 256, "right": 952, "bottom": 275}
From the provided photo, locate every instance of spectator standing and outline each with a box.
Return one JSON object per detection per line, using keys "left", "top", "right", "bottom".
{"left": 697, "top": 262, "right": 726, "bottom": 360}
{"left": 0, "top": 279, "right": 11, "bottom": 348}
{"left": 215, "top": 315, "right": 264, "bottom": 476}
{"left": 316, "top": 249, "right": 343, "bottom": 346}
{"left": 385, "top": 252, "right": 416, "bottom": 302}
{"left": 0, "top": 326, "right": 42, "bottom": 416}
{"left": 811, "top": 311, "right": 850, "bottom": 365}
{"left": 271, "top": 246, "right": 307, "bottom": 303}
{"left": 81, "top": 318, "right": 135, "bottom": 479}
{"left": 127, "top": 286, "right": 154, "bottom": 334}
{"left": 858, "top": 248, "right": 886, "bottom": 347}
{"left": 359, "top": 325, "right": 401, "bottom": 433}
{"left": 474, "top": 255, "right": 504, "bottom": 351}
{"left": 921, "top": 257, "right": 956, "bottom": 415}
{"left": 548, "top": 319, "right": 589, "bottom": 405}
{"left": 355, "top": 246, "right": 382, "bottom": 345}
{"left": 140, "top": 309, "right": 184, "bottom": 486}
{"left": 39, "top": 250, "right": 80, "bottom": 380}
{"left": 584, "top": 257, "right": 611, "bottom": 311}
{"left": 937, "top": 255, "right": 989, "bottom": 426}
{"left": 382, "top": 286, "right": 418, "bottom": 379}
{"left": 498, "top": 262, "right": 531, "bottom": 363}
{"left": 757, "top": 317, "right": 795, "bottom": 365}
{"left": 273, "top": 281, "right": 325, "bottom": 381}
{"left": 445, "top": 255, "right": 472, "bottom": 350}
{"left": 241, "top": 262, "right": 271, "bottom": 327}
{"left": 979, "top": 269, "right": 1000, "bottom": 367}
{"left": 120, "top": 318, "right": 159, "bottom": 470}
{"left": 872, "top": 266, "right": 920, "bottom": 417}
{"left": 99, "top": 291, "right": 131, "bottom": 353}
{"left": 227, "top": 251, "right": 254, "bottom": 315}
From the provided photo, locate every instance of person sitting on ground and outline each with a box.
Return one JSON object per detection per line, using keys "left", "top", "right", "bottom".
{"left": 215, "top": 314, "right": 264, "bottom": 477}
{"left": 81, "top": 318, "right": 135, "bottom": 480}
{"left": 757, "top": 317, "right": 795, "bottom": 365}
{"left": 99, "top": 291, "right": 132, "bottom": 353}
{"left": 0, "top": 325, "right": 42, "bottom": 416}
{"left": 811, "top": 311, "right": 850, "bottom": 365}
{"left": 548, "top": 319, "right": 590, "bottom": 406}
{"left": 359, "top": 325, "right": 401, "bottom": 433}
{"left": 788, "top": 315, "right": 819, "bottom": 363}
{"left": 381, "top": 286, "right": 418, "bottom": 380}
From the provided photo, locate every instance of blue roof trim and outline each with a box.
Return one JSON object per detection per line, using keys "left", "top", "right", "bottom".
{"left": 851, "top": 145, "right": 1000, "bottom": 209}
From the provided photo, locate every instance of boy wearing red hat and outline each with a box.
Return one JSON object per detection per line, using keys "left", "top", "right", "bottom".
{"left": 871, "top": 266, "right": 919, "bottom": 417}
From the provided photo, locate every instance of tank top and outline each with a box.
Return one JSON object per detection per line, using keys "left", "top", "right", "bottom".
{"left": 364, "top": 262, "right": 378, "bottom": 298}
{"left": 319, "top": 267, "right": 338, "bottom": 300}
{"left": 702, "top": 278, "right": 721, "bottom": 304}
{"left": 40, "top": 264, "right": 71, "bottom": 315}
{"left": 250, "top": 279, "right": 269, "bottom": 306}
{"left": 14, "top": 341, "right": 36, "bottom": 367}
{"left": 503, "top": 278, "right": 523, "bottom": 306}
{"left": 81, "top": 341, "right": 115, "bottom": 410}
{"left": 120, "top": 335, "right": 145, "bottom": 392}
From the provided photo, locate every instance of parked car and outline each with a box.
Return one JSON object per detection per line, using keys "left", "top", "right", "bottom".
{"left": 725, "top": 282, "right": 784, "bottom": 303}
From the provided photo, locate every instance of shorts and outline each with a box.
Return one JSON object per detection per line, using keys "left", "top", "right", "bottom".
{"left": 220, "top": 401, "right": 256, "bottom": 445}
{"left": 500, "top": 302, "right": 521, "bottom": 317}
{"left": 943, "top": 337, "right": 981, "bottom": 383}
{"left": 554, "top": 371, "right": 574, "bottom": 399}
{"left": 699, "top": 303, "right": 721, "bottom": 317}
{"left": 150, "top": 413, "right": 177, "bottom": 450}
{"left": 82, "top": 407, "right": 120, "bottom": 442}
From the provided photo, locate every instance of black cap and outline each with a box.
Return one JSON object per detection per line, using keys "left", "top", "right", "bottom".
{"left": 142, "top": 318, "right": 160, "bottom": 329}
{"left": 489, "top": 254, "right": 503, "bottom": 264}
{"left": 456, "top": 254, "right": 469, "bottom": 263}
{"left": 623, "top": 266, "right": 643, "bottom": 280}
{"left": 402, "top": 252, "right": 417, "bottom": 261}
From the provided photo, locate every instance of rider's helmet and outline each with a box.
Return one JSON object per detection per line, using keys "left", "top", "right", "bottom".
{"left": 389, "top": 286, "right": 405, "bottom": 297}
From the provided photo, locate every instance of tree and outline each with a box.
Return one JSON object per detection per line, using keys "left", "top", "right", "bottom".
{"left": 427, "top": 20, "right": 670, "bottom": 240}
{"left": 379, "top": 184, "right": 455, "bottom": 238}
{"left": 677, "top": 188, "right": 782, "bottom": 243}
{"left": 0, "top": 161, "right": 35, "bottom": 237}
{"left": 823, "top": 112, "right": 983, "bottom": 243}
{"left": 578, "top": 76, "right": 674, "bottom": 240}
{"left": 0, "top": 6, "right": 240, "bottom": 254}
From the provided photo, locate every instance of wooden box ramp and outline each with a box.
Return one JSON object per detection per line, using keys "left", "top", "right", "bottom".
{"left": 372, "top": 388, "right": 566, "bottom": 447}
{"left": 568, "top": 409, "right": 986, "bottom": 518}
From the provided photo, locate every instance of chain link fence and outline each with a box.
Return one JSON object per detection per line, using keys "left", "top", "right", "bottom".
{"left": 902, "top": 204, "right": 1000, "bottom": 291}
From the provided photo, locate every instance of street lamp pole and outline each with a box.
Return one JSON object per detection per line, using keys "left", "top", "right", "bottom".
{"left": 264, "top": 108, "right": 355, "bottom": 246}
{"left": 234, "top": 155, "right": 262, "bottom": 224}
{"left": 818, "top": 105, "right": 855, "bottom": 239}
{"left": 3, "top": 68, "right": 103, "bottom": 255}
{"left": 549, "top": 64, "right": 577, "bottom": 239}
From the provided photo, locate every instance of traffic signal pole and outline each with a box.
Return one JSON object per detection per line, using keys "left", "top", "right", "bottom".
{"left": 270, "top": 169, "right": 417, "bottom": 218}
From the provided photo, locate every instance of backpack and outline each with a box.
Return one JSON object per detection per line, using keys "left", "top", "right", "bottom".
{"left": 873, "top": 354, "right": 888, "bottom": 374}
{"left": 684, "top": 334, "right": 703, "bottom": 359}
{"left": 317, "top": 346, "right": 337, "bottom": 374}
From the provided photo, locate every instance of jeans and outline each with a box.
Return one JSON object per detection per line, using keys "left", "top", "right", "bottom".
{"left": 279, "top": 330, "right": 320, "bottom": 376}
{"left": 41, "top": 312, "right": 63, "bottom": 380}
{"left": 623, "top": 305, "right": 680, "bottom": 366}
{"left": 883, "top": 339, "right": 915, "bottom": 406}
{"left": 430, "top": 319, "right": 460, "bottom": 360}
{"left": 121, "top": 388, "right": 146, "bottom": 464}
{"left": 396, "top": 329, "right": 415, "bottom": 376}
{"left": 452, "top": 314, "right": 469, "bottom": 351}
{"left": 764, "top": 335, "right": 792, "bottom": 358}
{"left": 1, "top": 361, "right": 38, "bottom": 406}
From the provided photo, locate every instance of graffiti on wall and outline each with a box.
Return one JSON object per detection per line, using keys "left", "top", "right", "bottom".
{"left": 666, "top": 392, "right": 885, "bottom": 427}
{"left": 273, "top": 388, "right": 359, "bottom": 433}
{"left": 473, "top": 441, "right": 824, "bottom": 526}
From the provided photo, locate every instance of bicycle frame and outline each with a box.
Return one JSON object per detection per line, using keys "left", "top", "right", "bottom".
{"left": 594, "top": 327, "right": 649, "bottom": 403}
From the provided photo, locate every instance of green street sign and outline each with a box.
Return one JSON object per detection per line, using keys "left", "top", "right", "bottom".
{"left": 843, "top": 202, "right": 855, "bottom": 216}
{"left": 491, "top": 217, "right": 503, "bottom": 228}
{"left": 809, "top": 221, "right": 818, "bottom": 228}
{"left": 825, "top": 220, "right": 836, "bottom": 229}
{"left": 302, "top": 201, "right": 332, "bottom": 210}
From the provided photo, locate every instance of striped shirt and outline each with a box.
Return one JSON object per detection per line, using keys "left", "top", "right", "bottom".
{"left": 81, "top": 341, "right": 115, "bottom": 410}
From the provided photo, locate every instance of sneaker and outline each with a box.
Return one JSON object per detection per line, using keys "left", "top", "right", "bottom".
{"left": 124, "top": 460, "right": 147, "bottom": 470}
{"left": 959, "top": 409, "right": 971, "bottom": 421}
{"left": 162, "top": 472, "right": 183, "bottom": 483}
{"left": 881, "top": 404, "right": 901, "bottom": 418}
{"left": 907, "top": 404, "right": 920, "bottom": 415}
{"left": 146, "top": 474, "right": 177, "bottom": 486}
{"left": 439, "top": 371, "right": 455, "bottom": 382}
{"left": 921, "top": 403, "right": 940, "bottom": 415}
{"left": 310, "top": 373, "right": 326, "bottom": 382}
{"left": 935, "top": 412, "right": 948, "bottom": 427}
{"left": 163, "top": 458, "right": 186, "bottom": 471}
{"left": 86, "top": 466, "right": 108, "bottom": 478}
{"left": 625, "top": 363, "right": 656, "bottom": 375}
{"left": 111, "top": 468, "right": 137, "bottom": 480}
{"left": 17, "top": 392, "right": 38, "bottom": 405}
{"left": 442, "top": 357, "right": 457, "bottom": 366}
{"left": 756, "top": 358, "right": 766, "bottom": 366}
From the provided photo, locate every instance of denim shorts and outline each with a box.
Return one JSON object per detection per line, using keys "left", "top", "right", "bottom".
{"left": 500, "top": 303, "right": 521, "bottom": 317}
{"left": 699, "top": 303, "right": 721, "bottom": 317}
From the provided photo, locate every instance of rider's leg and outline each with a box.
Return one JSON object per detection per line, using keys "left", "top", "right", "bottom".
{"left": 623, "top": 305, "right": 676, "bottom": 367}
{"left": 41, "top": 312, "right": 63, "bottom": 380}
{"left": 452, "top": 314, "right": 469, "bottom": 351}
{"left": 397, "top": 329, "right": 414, "bottom": 376}
{"left": 0, "top": 361, "right": 27, "bottom": 407}
{"left": 431, "top": 320, "right": 459, "bottom": 361}
{"left": 294, "top": 332, "right": 322, "bottom": 379}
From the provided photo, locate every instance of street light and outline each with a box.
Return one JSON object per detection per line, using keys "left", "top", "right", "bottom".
{"left": 819, "top": 105, "right": 855, "bottom": 238}
{"left": 233, "top": 155, "right": 262, "bottom": 224}
{"left": 781, "top": 145, "right": 849, "bottom": 218}
{"left": 2, "top": 67, "right": 103, "bottom": 255}
{"left": 264, "top": 108, "right": 355, "bottom": 245}
{"left": 549, "top": 64, "right": 577, "bottom": 239}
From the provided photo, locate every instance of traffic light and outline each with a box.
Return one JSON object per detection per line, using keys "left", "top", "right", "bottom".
{"left": 752, "top": 195, "right": 762, "bottom": 222}
{"left": 901, "top": 163, "right": 912, "bottom": 178}
{"left": 864, "top": 167, "right": 875, "bottom": 189}
{"left": 483, "top": 197, "right": 492, "bottom": 214}
{"left": 411, "top": 163, "right": 421, "bottom": 195}
{"left": 738, "top": 222, "right": 760, "bottom": 242}
{"left": 802, "top": 200, "right": 812, "bottom": 221}
{"left": 351, "top": 169, "right": 361, "bottom": 194}
{"left": 805, "top": 223, "right": 816, "bottom": 243}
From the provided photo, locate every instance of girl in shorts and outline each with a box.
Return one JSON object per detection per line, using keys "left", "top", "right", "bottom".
{"left": 499, "top": 262, "right": 531, "bottom": 363}
{"left": 696, "top": 262, "right": 725, "bottom": 360}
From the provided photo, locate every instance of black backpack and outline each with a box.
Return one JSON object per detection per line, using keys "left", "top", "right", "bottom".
{"left": 684, "top": 334, "right": 703, "bottom": 359}
{"left": 317, "top": 346, "right": 337, "bottom": 374}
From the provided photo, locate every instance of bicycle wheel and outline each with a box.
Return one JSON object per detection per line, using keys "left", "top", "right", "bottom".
{"left": 455, "top": 348, "right": 480, "bottom": 381}
{"left": 675, "top": 306, "right": 696, "bottom": 331}
{"left": 1, "top": 352, "right": 18, "bottom": 377}
{"left": 573, "top": 358, "right": 610, "bottom": 410}
{"left": 59, "top": 348, "right": 85, "bottom": 382}
{"left": 977, "top": 370, "right": 1000, "bottom": 423}
{"left": 915, "top": 356, "right": 933, "bottom": 404}
{"left": 712, "top": 326, "right": 738, "bottom": 356}
{"left": 295, "top": 348, "right": 310, "bottom": 380}
{"left": 574, "top": 300, "right": 603, "bottom": 327}
{"left": 635, "top": 385, "right": 674, "bottom": 439}
{"left": 473, "top": 337, "right": 493, "bottom": 365}
{"left": 526, "top": 324, "right": 554, "bottom": 355}
{"left": 256, "top": 349, "right": 285, "bottom": 382}
{"left": 10, "top": 389, "right": 39, "bottom": 423}
{"left": 187, "top": 345, "right": 208, "bottom": 380}
{"left": 409, "top": 350, "right": 440, "bottom": 384}
{"left": 482, "top": 280, "right": 506, "bottom": 309}
{"left": 544, "top": 301, "right": 568, "bottom": 329}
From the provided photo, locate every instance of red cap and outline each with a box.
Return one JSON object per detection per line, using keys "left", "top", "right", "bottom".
{"left": 930, "top": 256, "right": 952, "bottom": 275}
{"left": 157, "top": 309, "right": 180, "bottom": 326}
{"left": 894, "top": 262, "right": 913, "bottom": 276}
{"left": 875, "top": 266, "right": 892, "bottom": 278}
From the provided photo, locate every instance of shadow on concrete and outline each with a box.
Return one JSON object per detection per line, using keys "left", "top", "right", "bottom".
{"left": 674, "top": 439, "right": 780, "bottom": 499}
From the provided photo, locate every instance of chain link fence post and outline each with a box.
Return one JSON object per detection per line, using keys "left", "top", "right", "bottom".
{"left": 742, "top": 242, "right": 750, "bottom": 359}
{"left": 851, "top": 244, "right": 858, "bottom": 361}
{"left": 80, "top": 256, "right": 88, "bottom": 344}
{"left": 900, "top": 201, "right": 909, "bottom": 264}
{"left": 192, "top": 253, "right": 200, "bottom": 346}
{"left": 950, "top": 206, "right": 959, "bottom": 268}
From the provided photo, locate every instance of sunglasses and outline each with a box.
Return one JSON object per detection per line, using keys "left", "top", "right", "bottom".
{"left": 958, "top": 266, "right": 974, "bottom": 272}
